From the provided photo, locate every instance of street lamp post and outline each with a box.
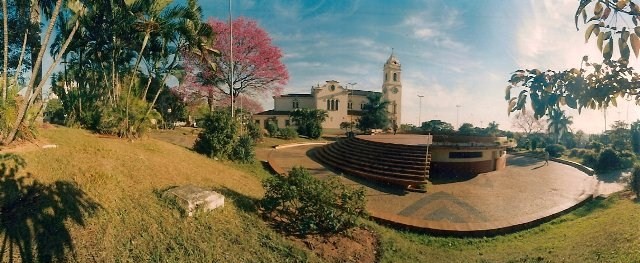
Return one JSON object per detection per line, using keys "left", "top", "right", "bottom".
{"left": 456, "top": 105, "right": 461, "bottom": 129}
{"left": 417, "top": 95, "right": 424, "bottom": 127}
{"left": 348, "top": 82, "right": 357, "bottom": 134}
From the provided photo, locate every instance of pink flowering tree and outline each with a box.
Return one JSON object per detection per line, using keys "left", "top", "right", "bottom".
{"left": 194, "top": 17, "right": 288, "bottom": 104}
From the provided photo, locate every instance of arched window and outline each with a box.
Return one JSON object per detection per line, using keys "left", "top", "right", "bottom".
{"left": 348, "top": 100, "right": 353, "bottom": 109}
{"left": 330, "top": 100, "right": 335, "bottom": 111}
{"left": 385, "top": 73, "right": 388, "bottom": 81}
{"left": 327, "top": 100, "right": 330, "bottom": 110}
{"left": 393, "top": 103, "right": 397, "bottom": 114}
{"left": 336, "top": 100, "right": 339, "bottom": 111}
{"left": 393, "top": 73, "right": 397, "bottom": 82}
{"left": 292, "top": 100, "right": 299, "bottom": 109}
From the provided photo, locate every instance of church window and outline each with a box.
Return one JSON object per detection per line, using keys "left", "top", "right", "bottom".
{"left": 327, "top": 100, "right": 330, "bottom": 110}
{"left": 348, "top": 100, "right": 353, "bottom": 109}
{"left": 393, "top": 103, "right": 397, "bottom": 114}
{"left": 360, "top": 103, "right": 365, "bottom": 110}
{"left": 292, "top": 100, "right": 299, "bottom": 109}
{"left": 330, "top": 100, "right": 335, "bottom": 111}
{"left": 393, "top": 73, "right": 397, "bottom": 82}
{"left": 385, "top": 73, "right": 388, "bottom": 81}
{"left": 336, "top": 100, "right": 339, "bottom": 111}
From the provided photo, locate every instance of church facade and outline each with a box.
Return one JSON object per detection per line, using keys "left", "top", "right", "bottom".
{"left": 253, "top": 52, "right": 403, "bottom": 130}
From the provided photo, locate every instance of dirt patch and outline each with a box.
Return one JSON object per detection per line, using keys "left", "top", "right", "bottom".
{"left": 287, "top": 227, "right": 379, "bottom": 263}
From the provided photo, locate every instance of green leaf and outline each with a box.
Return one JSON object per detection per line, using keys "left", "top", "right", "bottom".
{"left": 595, "top": 2, "right": 604, "bottom": 16}
{"left": 566, "top": 96, "right": 578, "bottom": 109}
{"left": 620, "top": 37, "right": 631, "bottom": 61}
{"left": 631, "top": 33, "right": 640, "bottom": 58}
{"left": 604, "top": 37, "right": 614, "bottom": 60}
{"left": 597, "top": 31, "right": 605, "bottom": 51}
{"left": 585, "top": 24, "right": 596, "bottom": 43}
{"left": 507, "top": 97, "right": 517, "bottom": 114}
{"left": 603, "top": 7, "right": 612, "bottom": 20}
{"left": 505, "top": 86, "right": 512, "bottom": 101}
{"left": 576, "top": 1, "right": 590, "bottom": 30}
{"left": 622, "top": 28, "right": 631, "bottom": 42}
{"left": 617, "top": 0, "right": 628, "bottom": 10}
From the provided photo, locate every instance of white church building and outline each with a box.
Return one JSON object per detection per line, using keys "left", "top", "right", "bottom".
{"left": 253, "top": 51, "right": 403, "bottom": 129}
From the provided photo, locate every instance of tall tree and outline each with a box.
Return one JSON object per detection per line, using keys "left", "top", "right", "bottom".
{"left": 420, "top": 119, "right": 454, "bottom": 134}
{"left": 457, "top": 123, "right": 477, "bottom": 136}
{"left": 190, "top": 17, "right": 288, "bottom": 105}
{"left": 511, "top": 111, "right": 545, "bottom": 136}
{"left": 289, "top": 108, "right": 327, "bottom": 139}
{"left": 2, "top": 0, "right": 84, "bottom": 145}
{"left": 357, "top": 93, "right": 390, "bottom": 131}
{"left": 547, "top": 108, "right": 573, "bottom": 144}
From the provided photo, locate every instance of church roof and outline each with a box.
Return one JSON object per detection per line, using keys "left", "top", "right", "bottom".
{"left": 351, "top": 90, "right": 381, "bottom": 96}
{"left": 279, "top": 94, "right": 313, "bottom": 98}
{"left": 254, "top": 110, "right": 292, "bottom": 116}
{"left": 385, "top": 50, "right": 400, "bottom": 65}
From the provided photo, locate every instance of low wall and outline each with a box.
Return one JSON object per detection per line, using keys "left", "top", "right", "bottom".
{"left": 509, "top": 152, "right": 595, "bottom": 176}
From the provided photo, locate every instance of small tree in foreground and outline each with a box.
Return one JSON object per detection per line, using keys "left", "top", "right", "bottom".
{"left": 193, "top": 109, "right": 238, "bottom": 159}
{"left": 289, "top": 108, "right": 327, "bottom": 139}
{"left": 260, "top": 167, "right": 367, "bottom": 235}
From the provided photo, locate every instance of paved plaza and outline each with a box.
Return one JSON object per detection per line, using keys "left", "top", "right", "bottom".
{"left": 266, "top": 143, "right": 599, "bottom": 235}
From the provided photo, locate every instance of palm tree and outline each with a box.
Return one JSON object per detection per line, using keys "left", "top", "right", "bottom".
{"left": 2, "top": 0, "right": 7, "bottom": 103}
{"left": 357, "top": 93, "right": 390, "bottom": 131}
{"left": 3, "top": 0, "right": 84, "bottom": 145}
{"left": 547, "top": 108, "right": 573, "bottom": 144}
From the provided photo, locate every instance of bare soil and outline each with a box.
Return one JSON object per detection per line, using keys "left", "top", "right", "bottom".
{"left": 287, "top": 227, "right": 379, "bottom": 263}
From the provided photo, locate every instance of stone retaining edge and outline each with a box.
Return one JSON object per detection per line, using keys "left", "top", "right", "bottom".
{"left": 273, "top": 141, "right": 330, "bottom": 150}
{"left": 509, "top": 152, "right": 595, "bottom": 176}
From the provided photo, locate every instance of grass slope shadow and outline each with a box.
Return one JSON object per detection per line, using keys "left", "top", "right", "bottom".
{"left": 0, "top": 154, "right": 101, "bottom": 263}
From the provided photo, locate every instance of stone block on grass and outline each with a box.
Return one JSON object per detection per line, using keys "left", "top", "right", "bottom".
{"left": 164, "top": 185, "right": 224, "bottom": 216}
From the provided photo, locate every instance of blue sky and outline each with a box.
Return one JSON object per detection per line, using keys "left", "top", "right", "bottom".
{"left": 195, "top": 0, "right": 640, "bottom": 134}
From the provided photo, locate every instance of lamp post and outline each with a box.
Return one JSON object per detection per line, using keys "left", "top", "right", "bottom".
{"left": 456, "top": 105, "right": 461, "bottom": 129}
{"left": 348, "top": 82, "right": 357, "bottom": 134}
{"left": 229, "top": 0, "right": 234, "bottom": 118}
{"left": 417, "top": 95, "right": 424, "bottom": 127}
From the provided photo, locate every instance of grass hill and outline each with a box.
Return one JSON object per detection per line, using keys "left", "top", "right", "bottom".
{"left": 1, "top": 127, "right": 640, "bottom": 262}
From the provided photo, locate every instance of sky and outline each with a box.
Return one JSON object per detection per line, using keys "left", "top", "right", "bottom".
{"left": 193, "top": 0, "right": 640, "bottom": 134}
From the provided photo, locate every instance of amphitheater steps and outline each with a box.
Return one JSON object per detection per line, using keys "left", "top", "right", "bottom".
{"left": 314, "top": 137, "right": 431, "bottom": 186}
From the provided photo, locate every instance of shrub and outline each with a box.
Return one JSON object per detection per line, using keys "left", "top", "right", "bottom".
{"left": 631, "top": 165, "right": 640, "bottom": 199}
{"left": 246, "top": 121, "right": 263, "bottom": 143}
{"left": 597, "top": 148, "right": 621, "bottom": 171}
{"left": 261, "top": 167, "right": 367, "bottom": 234}
{"left": 545, "top": 144, "right": 566, "bottom": 158}
{"left": 568, "top": 149, "right": 578, "bottom": 158}
{"left": 587, "top": 141, "right": 603, "bottom": 153}
{"left": 193, "top": 110, "right": 238, "bottom": 159}
{"left": 266, "top": 121, "right": 279, "bottom": 138}
{"left": 581, "top": 152, "right": 598, "bottom": 169}
{"left": 278, "top": 127, "right": 298, "bottom": 140}
{"left": 230, "top": 135, "right": 255, "bottom": 163}
{"left": 618, "top": 151, "right": 636, "bottom": 169}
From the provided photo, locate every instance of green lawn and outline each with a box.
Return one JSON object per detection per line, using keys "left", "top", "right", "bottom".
{"left": 1, "top": 127, "right": 640, "bottom": 262}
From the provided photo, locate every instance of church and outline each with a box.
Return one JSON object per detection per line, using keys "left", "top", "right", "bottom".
{"left": 253, "top": 51, "right": 403, "bottom": 130}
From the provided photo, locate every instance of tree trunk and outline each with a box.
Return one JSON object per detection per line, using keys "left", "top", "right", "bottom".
{"left": 2, "top": 0, "right": 8, "bottom": 103}
{"left": 12, "top": 30, "right": 29, "bottom": 89}
{"left": 2, "top": 2, "right": 75, "bottom": 145}
{"left": 125, "top": 31, "right": 150, "bottom": 138}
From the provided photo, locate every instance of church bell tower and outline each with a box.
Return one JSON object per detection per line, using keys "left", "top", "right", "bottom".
{"left": 382, "top": 50, "right": 402, "bottom": 127}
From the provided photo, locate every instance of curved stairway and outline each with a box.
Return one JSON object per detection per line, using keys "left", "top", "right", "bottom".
{"left": 314, "top": 137, "right": 431, "bottom": 186}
